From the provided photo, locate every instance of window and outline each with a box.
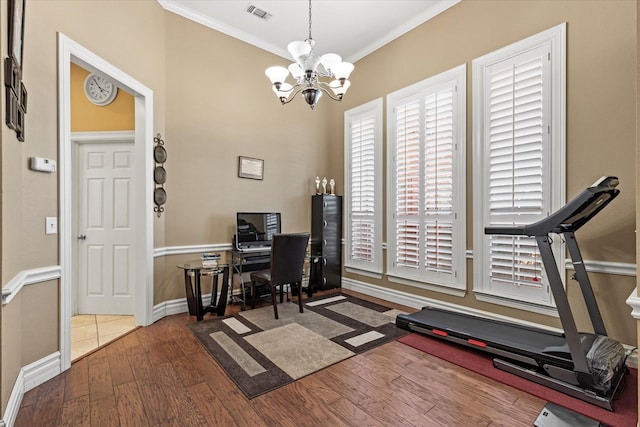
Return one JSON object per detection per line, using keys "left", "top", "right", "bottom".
{"left": 344, "top": 98, "right": 383, "bottom": 275}
{"left": 387, "top": 65, "right": 466, "bottom": 292}
{"left": 472, "top": 24, "right": 566, "bottom": 311}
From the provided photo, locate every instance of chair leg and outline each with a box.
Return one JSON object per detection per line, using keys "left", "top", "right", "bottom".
{"left": 271, "top": 284, "right": 279, "bottom": 319}
{"left": 296, "top": 282, "right": 304, "bottom": 313}
{"left": 250, "top": 281, "right": 257, "bottom": 309}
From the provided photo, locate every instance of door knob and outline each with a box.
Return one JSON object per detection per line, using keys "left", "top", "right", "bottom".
{"left": 78, "top": 234, "right": 87, "bottom": 240}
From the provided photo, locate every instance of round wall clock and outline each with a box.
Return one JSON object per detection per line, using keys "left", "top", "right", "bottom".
{"left": 84, "top": 73, "right": 118, "bottom": 106}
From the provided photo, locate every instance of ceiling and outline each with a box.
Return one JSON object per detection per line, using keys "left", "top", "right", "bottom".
{"left": 158, "top": 0, "right": 460, "bottom": 64}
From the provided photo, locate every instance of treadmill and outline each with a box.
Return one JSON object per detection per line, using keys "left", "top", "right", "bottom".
{"left": 396, "top": 176, "right": 627, "bottom": 410}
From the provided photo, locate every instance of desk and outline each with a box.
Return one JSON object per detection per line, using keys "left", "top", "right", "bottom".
{"left": 228, "top": 249, "right": 314, "bottom": 310}
{"left": 228, "top": 249, "right": 270, "bottom": 310}
{"left": 177, "top": 261, "right": 229, "bottom": 321}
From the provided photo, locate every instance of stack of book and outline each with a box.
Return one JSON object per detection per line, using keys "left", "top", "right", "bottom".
{"left": 201, "top": 252, "right": 221, "bottom": 268}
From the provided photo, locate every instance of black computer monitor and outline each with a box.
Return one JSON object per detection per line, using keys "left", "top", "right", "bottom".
{"left": 235, "top": 212, "right": 281, "bottom": 250}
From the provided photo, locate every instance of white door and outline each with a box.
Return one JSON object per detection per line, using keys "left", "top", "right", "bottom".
{"left": 76, "top": 141, "right": 135, "bottom": 314}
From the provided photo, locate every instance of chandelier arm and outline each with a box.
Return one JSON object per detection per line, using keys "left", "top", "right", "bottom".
{"left": 279, "top": 85, "right": 304, "bottom": 105}
{"left": 317, "top": 85, "right": 343, "bottom": 102}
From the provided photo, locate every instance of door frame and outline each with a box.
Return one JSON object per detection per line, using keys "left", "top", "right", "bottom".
{"left": 58, "top": 33, "right": 154, "bottom": 371}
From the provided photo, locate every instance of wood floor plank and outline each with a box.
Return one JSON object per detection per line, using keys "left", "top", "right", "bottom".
{"left": 64, "top": 356, "right": 90, "bottom": 401}
{"left": 59, "top": 395, "right": 91, "bottom": 427}
{"left": 13, "top": 403, "right": 36, "bottom": 426}
{"left": 316, "top": 365, "right": 430, "bottom": 426}
{"left": 171, "top": 355, "right": 205, "bottom": 387}
{"left": 106, "top": 343, "right": 136, "bottom": 386}
{"left": 126, "top": 343, "right": 155, "bottom": 383}
{"left": 87, "top": 354, "right": 114, "bottom": 402}
{"left": 264, "top": 384, "right": 351, "bottom": 427}
{"left": 30, "top": 375, "right": 66, "bottom": 426}
{"left": 136, "top": 378, "right": 175, "bottom": 425}
{"left": 153, "top": 362, "right": 210, "bottom": 426}
{"left": 289, "top": 374, "right": 342, "bottom": 405}
{"left": 321, "top": 394, "right": 388, "bottom": 427}
{"left": 114, "top": 381, "right": 149, "bottom": 427}
{"left": 89, "top": 395, "right": 120, "bottom": 427}
{"left": 187, "top": 382, "right": 238, "bottom": 427}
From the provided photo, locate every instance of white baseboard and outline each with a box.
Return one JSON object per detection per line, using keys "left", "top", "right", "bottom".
{"left": 1, "top": 352, "right": 61, "bottom": 427}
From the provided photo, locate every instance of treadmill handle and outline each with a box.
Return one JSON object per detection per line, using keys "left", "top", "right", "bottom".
{"left": 485, "top": 225, "right": 527, "bottom": 236}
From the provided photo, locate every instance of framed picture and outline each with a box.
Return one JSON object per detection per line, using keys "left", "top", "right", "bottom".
{"left": 9, "top": 0, "right": 25, "bottom": 70}
{"left": 238, "top": 156, "right": 264, "bottom": 180}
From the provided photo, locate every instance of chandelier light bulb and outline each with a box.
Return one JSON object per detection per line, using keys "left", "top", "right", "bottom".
{"left": 288, "top": 63, "right": 304, "bottom": 80}
{"left": 265, "top": 66, "right": 290, "bottom": 85}
{"left": 287, "top": 40, "right": 312, "bottom": 59}
{"left": 330, "top": 62, "right": 354, "bottom": 80}
{"left": 320, "top": 53, "right": 341, "bottom": 71}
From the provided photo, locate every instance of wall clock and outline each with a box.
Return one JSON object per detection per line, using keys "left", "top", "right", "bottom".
{"left": 84, "top": 73, "right": 118, "bottom": 106}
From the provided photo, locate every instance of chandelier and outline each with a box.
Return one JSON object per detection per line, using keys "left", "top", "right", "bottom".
{"left": 264, "top": 0, "right": 354, "bottom": 109}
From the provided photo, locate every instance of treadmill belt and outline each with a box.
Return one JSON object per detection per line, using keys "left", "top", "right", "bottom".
{"left": 401, "top": 307, "right": 569, "bottom": 360}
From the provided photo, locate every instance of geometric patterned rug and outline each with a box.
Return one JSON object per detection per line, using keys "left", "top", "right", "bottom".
{"left": 187, "top": 293, "right": 409, "bottom": 398}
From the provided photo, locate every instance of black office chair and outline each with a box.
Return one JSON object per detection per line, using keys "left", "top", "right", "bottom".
{"left": 249, "top": 233, "right": 310, "bottom": 319}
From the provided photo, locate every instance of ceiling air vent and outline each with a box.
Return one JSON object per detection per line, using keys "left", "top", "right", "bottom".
{"left": 245, "top": 4, "right": 272, "bottom": 21}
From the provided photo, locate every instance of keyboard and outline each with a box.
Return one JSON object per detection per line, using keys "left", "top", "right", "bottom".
{"left": 237, "top": 246, "right": 271, "bottom": 253}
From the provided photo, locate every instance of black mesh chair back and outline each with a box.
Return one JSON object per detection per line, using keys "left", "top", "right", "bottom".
{"left": 249, "top": 232, "right": 310, "bottom": 319}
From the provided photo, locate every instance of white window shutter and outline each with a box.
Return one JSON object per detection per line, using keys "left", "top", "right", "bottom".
{"left": 387, "top": 64, "right": 466, "bottom": 291}
{"left": 424, "top": 88, "right": 455, "bottom": 275}
{"left": 472, "top": 23, "right": 566, "bottom": 309}
{"left": 345, "top": 98, "right": 383, "bottom": 274}
{"left": 487, "top": 53, "right": 546, "bottom": 290}
{"left": 350, "top": 116, "right": 376, "bottom": 263}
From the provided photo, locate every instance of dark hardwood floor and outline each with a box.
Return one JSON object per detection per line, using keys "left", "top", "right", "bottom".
{"left": 15, "top": 290, "right": 546, "bottom": 426}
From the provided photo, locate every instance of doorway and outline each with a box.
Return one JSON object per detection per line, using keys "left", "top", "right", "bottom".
{"left": 58, "top": 33, "right": 154, "bottom": 371}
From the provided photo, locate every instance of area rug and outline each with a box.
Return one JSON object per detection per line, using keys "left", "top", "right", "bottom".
{"left": 188, "top": 294, "right": 409, "bottom": 398}
{"left": 398, "top": 333, "right": 638, "bottom": 427}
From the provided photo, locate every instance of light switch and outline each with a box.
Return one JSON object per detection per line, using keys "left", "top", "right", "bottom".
{"left": 45, "top": 217, "right": 57, "bottom": 235}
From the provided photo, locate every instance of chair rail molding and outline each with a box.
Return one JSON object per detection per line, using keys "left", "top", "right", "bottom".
{"left": 154, "top": 243, "right": 232, "bottom": 258}
{"left": 2, "top": 265, "right": 62, "bottom": 305}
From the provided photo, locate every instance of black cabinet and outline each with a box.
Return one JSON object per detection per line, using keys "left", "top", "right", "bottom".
{"left": 310, "top": 194, "right": 342, "bottom": 291}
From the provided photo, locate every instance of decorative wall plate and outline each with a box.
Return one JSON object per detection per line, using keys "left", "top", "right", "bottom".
{"left": 154, "top": 187, "right": 167, "bottom": 206}
{"left": 154, "top": 145, "right": 167, "bottom": 163}
{"left": 154, "top": 166, "right": 166, "bottom": 184}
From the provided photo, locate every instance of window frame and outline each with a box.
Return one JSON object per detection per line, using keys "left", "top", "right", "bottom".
{"left": 344, "top": 98, "right": 384, "bottom": 276}
{"left": 386, "top": 64, "right": 467, "bottom": 294}
{"left": 472, "top": 23, "right": 566, "bottom": 314}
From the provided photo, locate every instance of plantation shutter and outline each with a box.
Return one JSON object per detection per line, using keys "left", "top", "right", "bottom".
{"left": 424, "top": 89, "right": 454, "bottom": 275}
{"left": 392, "top": 80, "right": 460, "bottom": 283}
{"left": 350, "top": 115, "right": 376, "bottom": 263}
{"left": 395, "top": 100, "right": 421, "bottom": 269}
{"left": 487, "top": 49, "right": 547, "bottom": 292}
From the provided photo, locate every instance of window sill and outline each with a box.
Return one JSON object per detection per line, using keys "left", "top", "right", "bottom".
{"left": 344, "top": 266, "right": 383, "bottom": 280}
{"left": 387, "top": 274, "right": 466, "bottom": 297}
{"left": 474, "top": 291, "right": 559, "bottom": 318}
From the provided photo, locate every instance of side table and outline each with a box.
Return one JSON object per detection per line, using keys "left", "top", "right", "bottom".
{"left": 177, "top": 261, "right": 229, "bottom": 321}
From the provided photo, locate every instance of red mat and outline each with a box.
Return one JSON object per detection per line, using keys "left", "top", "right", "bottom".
{"left": 398, "top": 333, "right": 637, "bottom": 427}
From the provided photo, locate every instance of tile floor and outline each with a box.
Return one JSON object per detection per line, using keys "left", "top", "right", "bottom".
{"left": 70, "top": 314, "right": 136, "bottom": 361}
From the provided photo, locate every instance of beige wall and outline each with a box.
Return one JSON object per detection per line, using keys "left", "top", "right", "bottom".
{"left": 0, "top": 0, "right": 638, "bottom": 416}
{"left": 156, "top": 12, "right": 334, "bottom": 302}
{"left": 70, "top": 63, "right": 135, "bottom": 132}
{"left": 0, "top": 0, "right": 168, "bottom": 412}
{"left": 332, "top": 0, "right": 637, "bottom": 345}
